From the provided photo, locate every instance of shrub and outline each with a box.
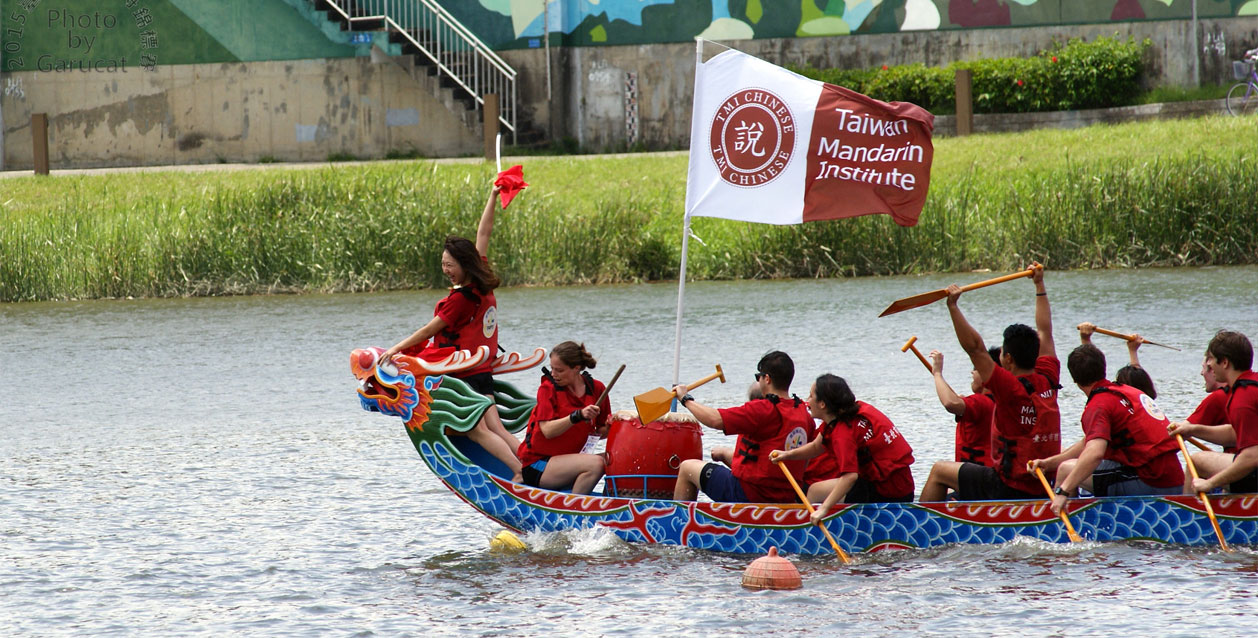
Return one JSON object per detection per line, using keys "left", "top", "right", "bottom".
{"left": 791, "top": 36, "right": 1150, "bottom": 114}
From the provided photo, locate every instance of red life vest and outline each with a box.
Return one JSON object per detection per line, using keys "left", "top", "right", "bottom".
{"left": 1227, "top": 373, "right": 1258, "bottom": 451}
{"left": 991, "top": 366, "right": 1062, "bottom": 495}
{"left": 405, "top": 286, "right": 498, "bottom": 376}
{"left": 802, "top": 444, "right": 840, "bottom": 486}
{"left": 847, "top": 402, "right": 915, "bottom": 496}
{"left": 1086, "top": 382, "right": 1180, "bottom": 470}
{"left": 956, "top": 393, "right": 994, "bottom": 465}
{"left": 518, "top": 370, "right": 608, "bottom": 467}
{"left": 731, "top": 395, "right": 816, "bottom": 503}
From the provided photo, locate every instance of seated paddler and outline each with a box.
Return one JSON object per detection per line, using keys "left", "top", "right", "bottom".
{"left": 517, "top": 341, "right": 611, "bottom": 494}
{"left": 1029, "top": 343, "right": 1184, "bottom": 515}
{"left": 1169, "top": 330, "right": 1258, "bottom": 496}
{"left": 776, "top": 374, "right": 915, "bottom": 510}
{"left": 671, "top": 351, "right": 815, "bottom": 503}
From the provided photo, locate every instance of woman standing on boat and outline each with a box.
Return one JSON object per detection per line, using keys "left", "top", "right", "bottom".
{"left": 517, "top": 342, "right": 611, "bottom": 494}
{"left": 380, "top": 183, "right": 522, "bottom": 482}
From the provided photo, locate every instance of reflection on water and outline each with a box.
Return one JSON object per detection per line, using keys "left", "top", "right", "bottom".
{"left": 2, "top": 266, "right": 1257, "bottom": 636}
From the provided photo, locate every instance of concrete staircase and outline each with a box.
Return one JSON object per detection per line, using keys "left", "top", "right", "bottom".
{"left": 308, "top": 0, "right": 525, "bottom": 145}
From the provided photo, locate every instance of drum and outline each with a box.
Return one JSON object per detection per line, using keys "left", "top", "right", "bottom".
{"left": 604, "top": 410, "right": 702, "bottom": 499}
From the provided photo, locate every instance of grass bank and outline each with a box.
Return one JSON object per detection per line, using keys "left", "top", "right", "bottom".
{"left": 2, "top": 116, "right": 1256, "bottom": 302}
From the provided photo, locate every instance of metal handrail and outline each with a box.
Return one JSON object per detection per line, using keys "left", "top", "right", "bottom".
{"left": 319, "top": 0, "right": 517, "bottom": 139}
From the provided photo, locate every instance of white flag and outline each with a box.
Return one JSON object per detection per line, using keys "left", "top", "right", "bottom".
{"left": 685, "top": 48, "right": 935, "bottom": 227}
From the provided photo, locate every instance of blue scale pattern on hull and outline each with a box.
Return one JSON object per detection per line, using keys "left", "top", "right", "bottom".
{"left": 418, "top": 439, "right": 1258, "bottom": 554}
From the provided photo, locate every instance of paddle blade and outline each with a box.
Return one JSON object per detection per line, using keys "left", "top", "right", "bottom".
{"left": 878, "top": 289, "right": 947, "bottom": 317}
{"left": 633, "top": 386, "right": 677, "bottom": 424}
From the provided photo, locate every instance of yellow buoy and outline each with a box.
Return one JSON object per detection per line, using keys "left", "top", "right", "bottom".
{"left": 490, "top": 530, "right": 526, "bottom": 553}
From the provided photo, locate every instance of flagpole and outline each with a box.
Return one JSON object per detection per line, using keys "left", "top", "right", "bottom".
{"left": 671, "top": 37, "right": 704, "bottom": 389}
{"left": 671, "top": 213, "right": 692, "bottom": 389}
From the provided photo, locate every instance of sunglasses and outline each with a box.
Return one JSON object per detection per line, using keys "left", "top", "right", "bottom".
{"left": 753, "top": 371, "right": 764, "bottom": 381}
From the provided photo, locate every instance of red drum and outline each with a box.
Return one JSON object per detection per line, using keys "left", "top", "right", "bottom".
{"left": 604, "top": 411, "right": 702, "bottom": 499}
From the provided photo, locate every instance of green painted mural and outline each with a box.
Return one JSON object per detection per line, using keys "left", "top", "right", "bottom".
{"left": 0, "top": 0, "right": 365, "bottom": 72}
{"left": 4, "top": 0, "right": 1255, "bottom": 70}
{"left": 442, "top": 0, "right": 1257, "bottom": 49}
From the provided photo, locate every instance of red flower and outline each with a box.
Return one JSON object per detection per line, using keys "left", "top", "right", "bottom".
{"left": 1051, "top": 56, "right": 1058, "bottom": 63}
{"left": 1016, "top": 79, "right": 1024, "bottom": 86}
{"left": 881, "top": 65, "right": 888, "bottom": 70}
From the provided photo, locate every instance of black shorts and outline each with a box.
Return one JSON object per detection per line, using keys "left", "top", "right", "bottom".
{"left": 846, "top": 477, "right": 914, "bottom": 504}
{"left": 1230, "top": 468, "right": 1258, "bottom": 494}
{"left": 457, "top": 372, "right": 495, "bottom": 396}
{"left": 957, "top": 462, "right": 1040, "bottom": 501}
{"left": 521, "top": 459, "right": 548, "bottom": 487}
{"left": 699, "top": 463, "right": 749, "bottom": 502}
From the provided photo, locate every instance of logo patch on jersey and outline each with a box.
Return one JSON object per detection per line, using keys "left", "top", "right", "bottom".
{"left": 784, "top": 426, "right": 809, "bottom": 451}
{"left": 1139, "top": 393, "right": 1166, "bottom": 420}
{"left": 482, "top": 305, "right": 497, "bottom": 338}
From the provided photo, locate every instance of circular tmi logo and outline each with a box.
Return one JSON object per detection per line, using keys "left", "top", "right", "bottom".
{"left": 708, "top": 89, "right": 796, "bottom": 187}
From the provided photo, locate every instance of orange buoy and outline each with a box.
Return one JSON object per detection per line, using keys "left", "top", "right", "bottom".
{"left": 741, "top": 546, "right": 802, "bottom": 590}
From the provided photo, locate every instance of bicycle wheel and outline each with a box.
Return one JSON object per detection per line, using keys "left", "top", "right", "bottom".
{"left": 1226, "top": 82, "right": 1258, "bottom": 116}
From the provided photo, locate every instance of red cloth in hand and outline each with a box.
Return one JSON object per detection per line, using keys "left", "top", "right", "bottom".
{"left": 494, "top": 165, "right": 528, "bottom": 209}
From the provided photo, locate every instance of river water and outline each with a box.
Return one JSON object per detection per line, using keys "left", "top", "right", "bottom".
{"left": 3, "top": 267, "right": 1257, "bottom": 636}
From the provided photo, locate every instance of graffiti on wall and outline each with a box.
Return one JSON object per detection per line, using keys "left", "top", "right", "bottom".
{"left": 0, "top": 0, "right": 362, "bottom": 72}
{"left": 442, "top": 0, "right": 1258, "bottom": 49}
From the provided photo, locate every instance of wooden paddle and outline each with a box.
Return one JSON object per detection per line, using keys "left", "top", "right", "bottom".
{"left": 777, "top": 461, "right": 852, "bottom": 564}
{"left": 879, "top": 267, "right": 1038, "bottom": 317}
{"left": 1174, "top": 433, "right": 1231, "bottom": 552}
{"left": 900, "top": 336, "right": 932, "bottom": 372}
{"left": 1030, "top": 464, "right": 1084, "bottom": 543}
{"left": 595, "top": 364, "right": 626, "bottom": 407}
{"left": 1179, "top": 432, "right": 1211, "bottom": 452}
{"left": 633, "top": 364, "right": 725, "bottom": 424}
{"left": 1088, "top": 326, "right": 1181, "bottom": 352}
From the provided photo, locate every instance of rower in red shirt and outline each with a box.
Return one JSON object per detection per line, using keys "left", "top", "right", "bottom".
{"left": 920, "top": 263, "right": 1062, "bottom": 502}
{"left": 1169, "top": 331, "right": 1258, "bottom": 494}
{"left": 672, "top": 351, "right": 815, "bottom": 503}
{"left": 770, "top": 374, "right": 861, "bottom": 523}
{"left": 1030, "top": 344, "right": 1184, "bottom": 514}
{"left": 517, "top": 341, "right": 612, "bottom": 494}
{"left": 773, "top": 374, "right": 914, "bottom": 508}
{"left": 928, "top": 348, "right": 999, "bottom": 466}
{"left": 1168, "top": 354, "right": 1234, "bottom": 453}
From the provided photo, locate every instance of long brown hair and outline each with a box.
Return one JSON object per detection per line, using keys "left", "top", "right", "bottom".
{"left": 444, "top": 235, "right": 500, "bottom": 292}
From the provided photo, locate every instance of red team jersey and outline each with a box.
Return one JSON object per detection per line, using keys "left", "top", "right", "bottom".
{"left": 1082, "top": 381, "right": 1183, "bottom": 488}
{"left": 403, "top": 286, "right": 499, "bottom": 376}
{"left": 1228, "top": 371, "right": 1258, "bottom": 452}
{"left": 956, "top": 393, "right": 994, "bottom": 465}
{"left": 846, "top": 402, "right": 915, "bottom": 499}
{"left": 984, "top": 356, "right": 1063, "bottom": 495}
{"left": 718, "top": 396, "right": 816, "bottom": 503}
{"left": 518, "top": 372, "right": 610, "bottom": 466}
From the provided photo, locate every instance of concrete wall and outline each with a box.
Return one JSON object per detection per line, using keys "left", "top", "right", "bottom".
{"left": 501, "top": 16, "right": 1258, "bottom": 151}
{"left": 1, "top": 56, "right": 481, "bottom": 170}
{"left": 6, "top": 15, "right": 1258, "bottom": 168}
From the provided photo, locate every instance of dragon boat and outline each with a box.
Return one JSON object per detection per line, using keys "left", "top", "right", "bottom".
{"left": 352, "top": 347, "right": 1258, "bottom": 556}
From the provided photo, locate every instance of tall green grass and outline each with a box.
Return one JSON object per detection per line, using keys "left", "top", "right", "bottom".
{"left": 2, "top": 115, "right": 1256, "bottom": 302}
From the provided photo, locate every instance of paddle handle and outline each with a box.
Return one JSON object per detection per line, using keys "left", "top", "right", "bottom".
{"left": 958, "top": 267, "right": 1036, "bottom": 293}
{"left": 901, "top": 336, "right": 932, "bottom": 372}
{"left": 1031, "top": 465, "right": 1084, "bottom": 543}
{"left": 1092, "top": 327, "right": 1181, "bottom": 351}
{"left": 595, "top": 364, "right": 626, "bottom": 407}
{"left": 1175, "top": 433, "right": 1230, "bottom": 551}
{"left": 776, "top": 461, "right": 852, "bottom": 564}
{"left": 682, "top": 365, "right": 726, "bottom": 395}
